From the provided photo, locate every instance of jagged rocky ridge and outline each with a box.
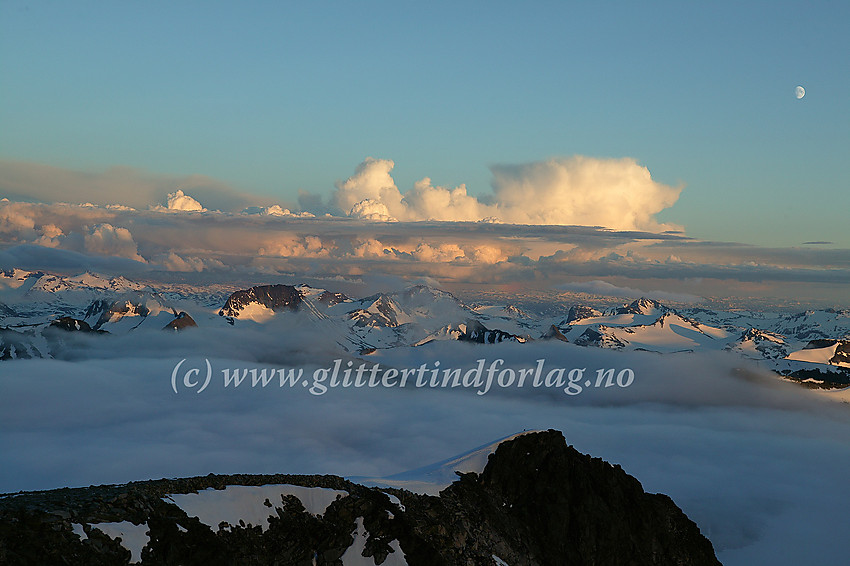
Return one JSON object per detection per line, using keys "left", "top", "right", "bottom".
{"left": 0, "top": 430, "right": 721, "bottom": 566}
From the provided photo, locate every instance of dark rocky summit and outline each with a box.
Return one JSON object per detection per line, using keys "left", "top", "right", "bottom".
{"left": 163, "top": 312, "right": 198, "bottom": 331}
{"left": 92, "top": 299, "right": 151, "bottom": 331}
{"left": 615, "top": 298, "right": 667, "bottom": 316}
{"left": 49, "top": 316, "right": 95, "bottom": 332}
{"left": 564, "top": 305, "right": 601, "bottom": 324}
{"left": 458, "top": 319, "right": 526, "bottom": 344}
{"left": 316, "top": 290, "right": 350, "bottom": 307}
{"left": 0, "top": 430, "right": 721, "bottom": 565}
{"left": 574, "top": 327, "right": 628, "bottom": 349}
{"left": 218, "top": 284, "right": 303, "bottom": 318}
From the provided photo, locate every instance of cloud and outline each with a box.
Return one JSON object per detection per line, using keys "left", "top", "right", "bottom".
{"left": 409, "top": 242, "right": 466, "bottom": 263}
{"left": 469, "top": 245, "right": 509, "bottom": 264}
{"left": 328, "top": 158, "right": 488, "bottom": 222}
{"left": 402, "top": 178, "right": 487, "bottom": 222}
{"left": 0, "top": 199, "right": 848, "bottom": 304}
{"left": 0, "top": 160, "right": 270, "bottom": 212}
{"left": 323, "top": 156, "right": 682, "bottom": 232}
{"left": 348, "top": 199, "right": 397, "bottom": 222}
{"left": 0, "top": 202, "right": 38, "bottom": 239}
{"left": 0, "top": 244, "right": 148, "bottom": 273}
{"left": 83, "top": 223, "right": 146, "bottom": 262}
{"left": 164, "top": 190, "right": 206, "bottom": 212}
{"left": 489, "top": 156, "right": 682, "bottom": 231}
{"left": 33, "top": 224, "right": 65, "bottom": 248}
{"left": 258, "top": 235, "right": 333, "bottom": 258}
{"left": 556, "top": 280, "right": 702, "bottom": 303}
{"left": 156, "top": 252, "right": 226, "bottom": 272}
{"left": 241, "top": 205, "right": 315, "bottom": 218}
{"left": 350, "top": 238, "right": 391, "bottom": 259}
{"left": 4, "top": 155, "right": 680, "bottom": 233}
{"left": 332, "top": 157, "right": 403, "bottom": 217}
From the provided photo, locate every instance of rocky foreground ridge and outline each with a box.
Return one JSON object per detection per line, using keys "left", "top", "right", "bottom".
{"left": 0, "top": 430, "right": 720, "bottom": 565}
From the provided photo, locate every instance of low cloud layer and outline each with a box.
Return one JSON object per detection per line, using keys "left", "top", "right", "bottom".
{"left": 322, "top": 156, "right": 682, "bottom": 232}
{"left": 0, "top": 197, "right": 847, "bottom": 305}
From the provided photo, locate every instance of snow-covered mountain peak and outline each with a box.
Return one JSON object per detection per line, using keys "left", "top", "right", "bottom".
{"left": 85, "top": 292, "right": 176, "bottom": 331}
{"left": 401, "top": 283, "right": 460, "bottom": 305}
{"left": 294, "top": 284, "right": 350, "bottom": 307}
{"left": 0, "top": 268, "right": 42, "bottom": 291}
{"left": 30, "top": 272, "right": 147, "bottom": 294}
{"left": 347, "top": 294, "right": 413, "bottom": 328}
{"left": 615, "top": 297, "right": 668, "bottom": 316}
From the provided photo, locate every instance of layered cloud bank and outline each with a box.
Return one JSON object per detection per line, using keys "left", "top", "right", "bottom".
{"left": 1, "top": 156, "right": 681, "bottom": 232}
{"left": 324, "top": 156, "right": 682, "bottom": 232}
{"left": 1, "top": 197, "right": 849, "bottom": 304}
{"left": 1, "top": 157, "right": 848, "bottom": 303}
{"left": 0, "top": 160, "right": 262, "bottom": 212}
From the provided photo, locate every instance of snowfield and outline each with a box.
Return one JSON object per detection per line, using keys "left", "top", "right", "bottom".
{"left": 164, "top": 485, "right": 349, "bottom": 531}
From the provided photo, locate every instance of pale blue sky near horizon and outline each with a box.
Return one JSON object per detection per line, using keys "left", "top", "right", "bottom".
{"left": 1, "top": 0, "right": 847, "bottom": 247}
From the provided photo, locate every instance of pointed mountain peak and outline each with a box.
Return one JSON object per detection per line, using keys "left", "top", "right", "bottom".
{"left": 616, "top": 297, "right": 667, "bottom": 316}
{"left": 541, "top": 325, "right": 569, "bottom": 342}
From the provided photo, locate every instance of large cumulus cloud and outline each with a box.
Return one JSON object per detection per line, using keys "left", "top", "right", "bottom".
{"left": 489, "top": 156, "right": 682, "bottom": 231}
{"left": 322, "top": 156, "right": 681, "bottom": 232}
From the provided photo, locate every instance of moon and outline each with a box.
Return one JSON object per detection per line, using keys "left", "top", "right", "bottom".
{"left": 795, "top": 85, "right": 806, "bottom": 99}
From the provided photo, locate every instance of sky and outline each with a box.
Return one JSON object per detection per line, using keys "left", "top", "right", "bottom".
{"left": 1, "top": 0, "right": 848, "bottom": 248}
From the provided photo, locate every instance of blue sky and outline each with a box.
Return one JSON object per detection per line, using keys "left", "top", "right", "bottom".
{"left": 1, "top": 0, "right": 848, "bottom": 246}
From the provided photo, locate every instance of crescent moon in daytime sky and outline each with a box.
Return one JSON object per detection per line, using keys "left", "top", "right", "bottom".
{"left": 795, "top": 85, "right": 805, "bottom": 99}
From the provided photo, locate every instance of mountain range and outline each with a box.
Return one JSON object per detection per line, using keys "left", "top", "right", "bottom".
{"left": 1, "top": 269, "right": 848, "bottom": 388}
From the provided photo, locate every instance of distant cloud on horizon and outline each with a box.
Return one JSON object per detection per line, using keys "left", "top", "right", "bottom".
{"left": 0, "top": 159, "right": 268, "bottom": 213}
{"left": 0, "top": 197, "right": 848, "bottom": 304}
{"left": 1, "top": 155, "right": 682, "bottom": 233}
{"left": 556, "top": 280, "right": 702, "bottom": 303}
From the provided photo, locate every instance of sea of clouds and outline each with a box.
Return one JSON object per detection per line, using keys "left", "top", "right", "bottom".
{"left": 2, "top": 328, "right": 850, "bottom": 566}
